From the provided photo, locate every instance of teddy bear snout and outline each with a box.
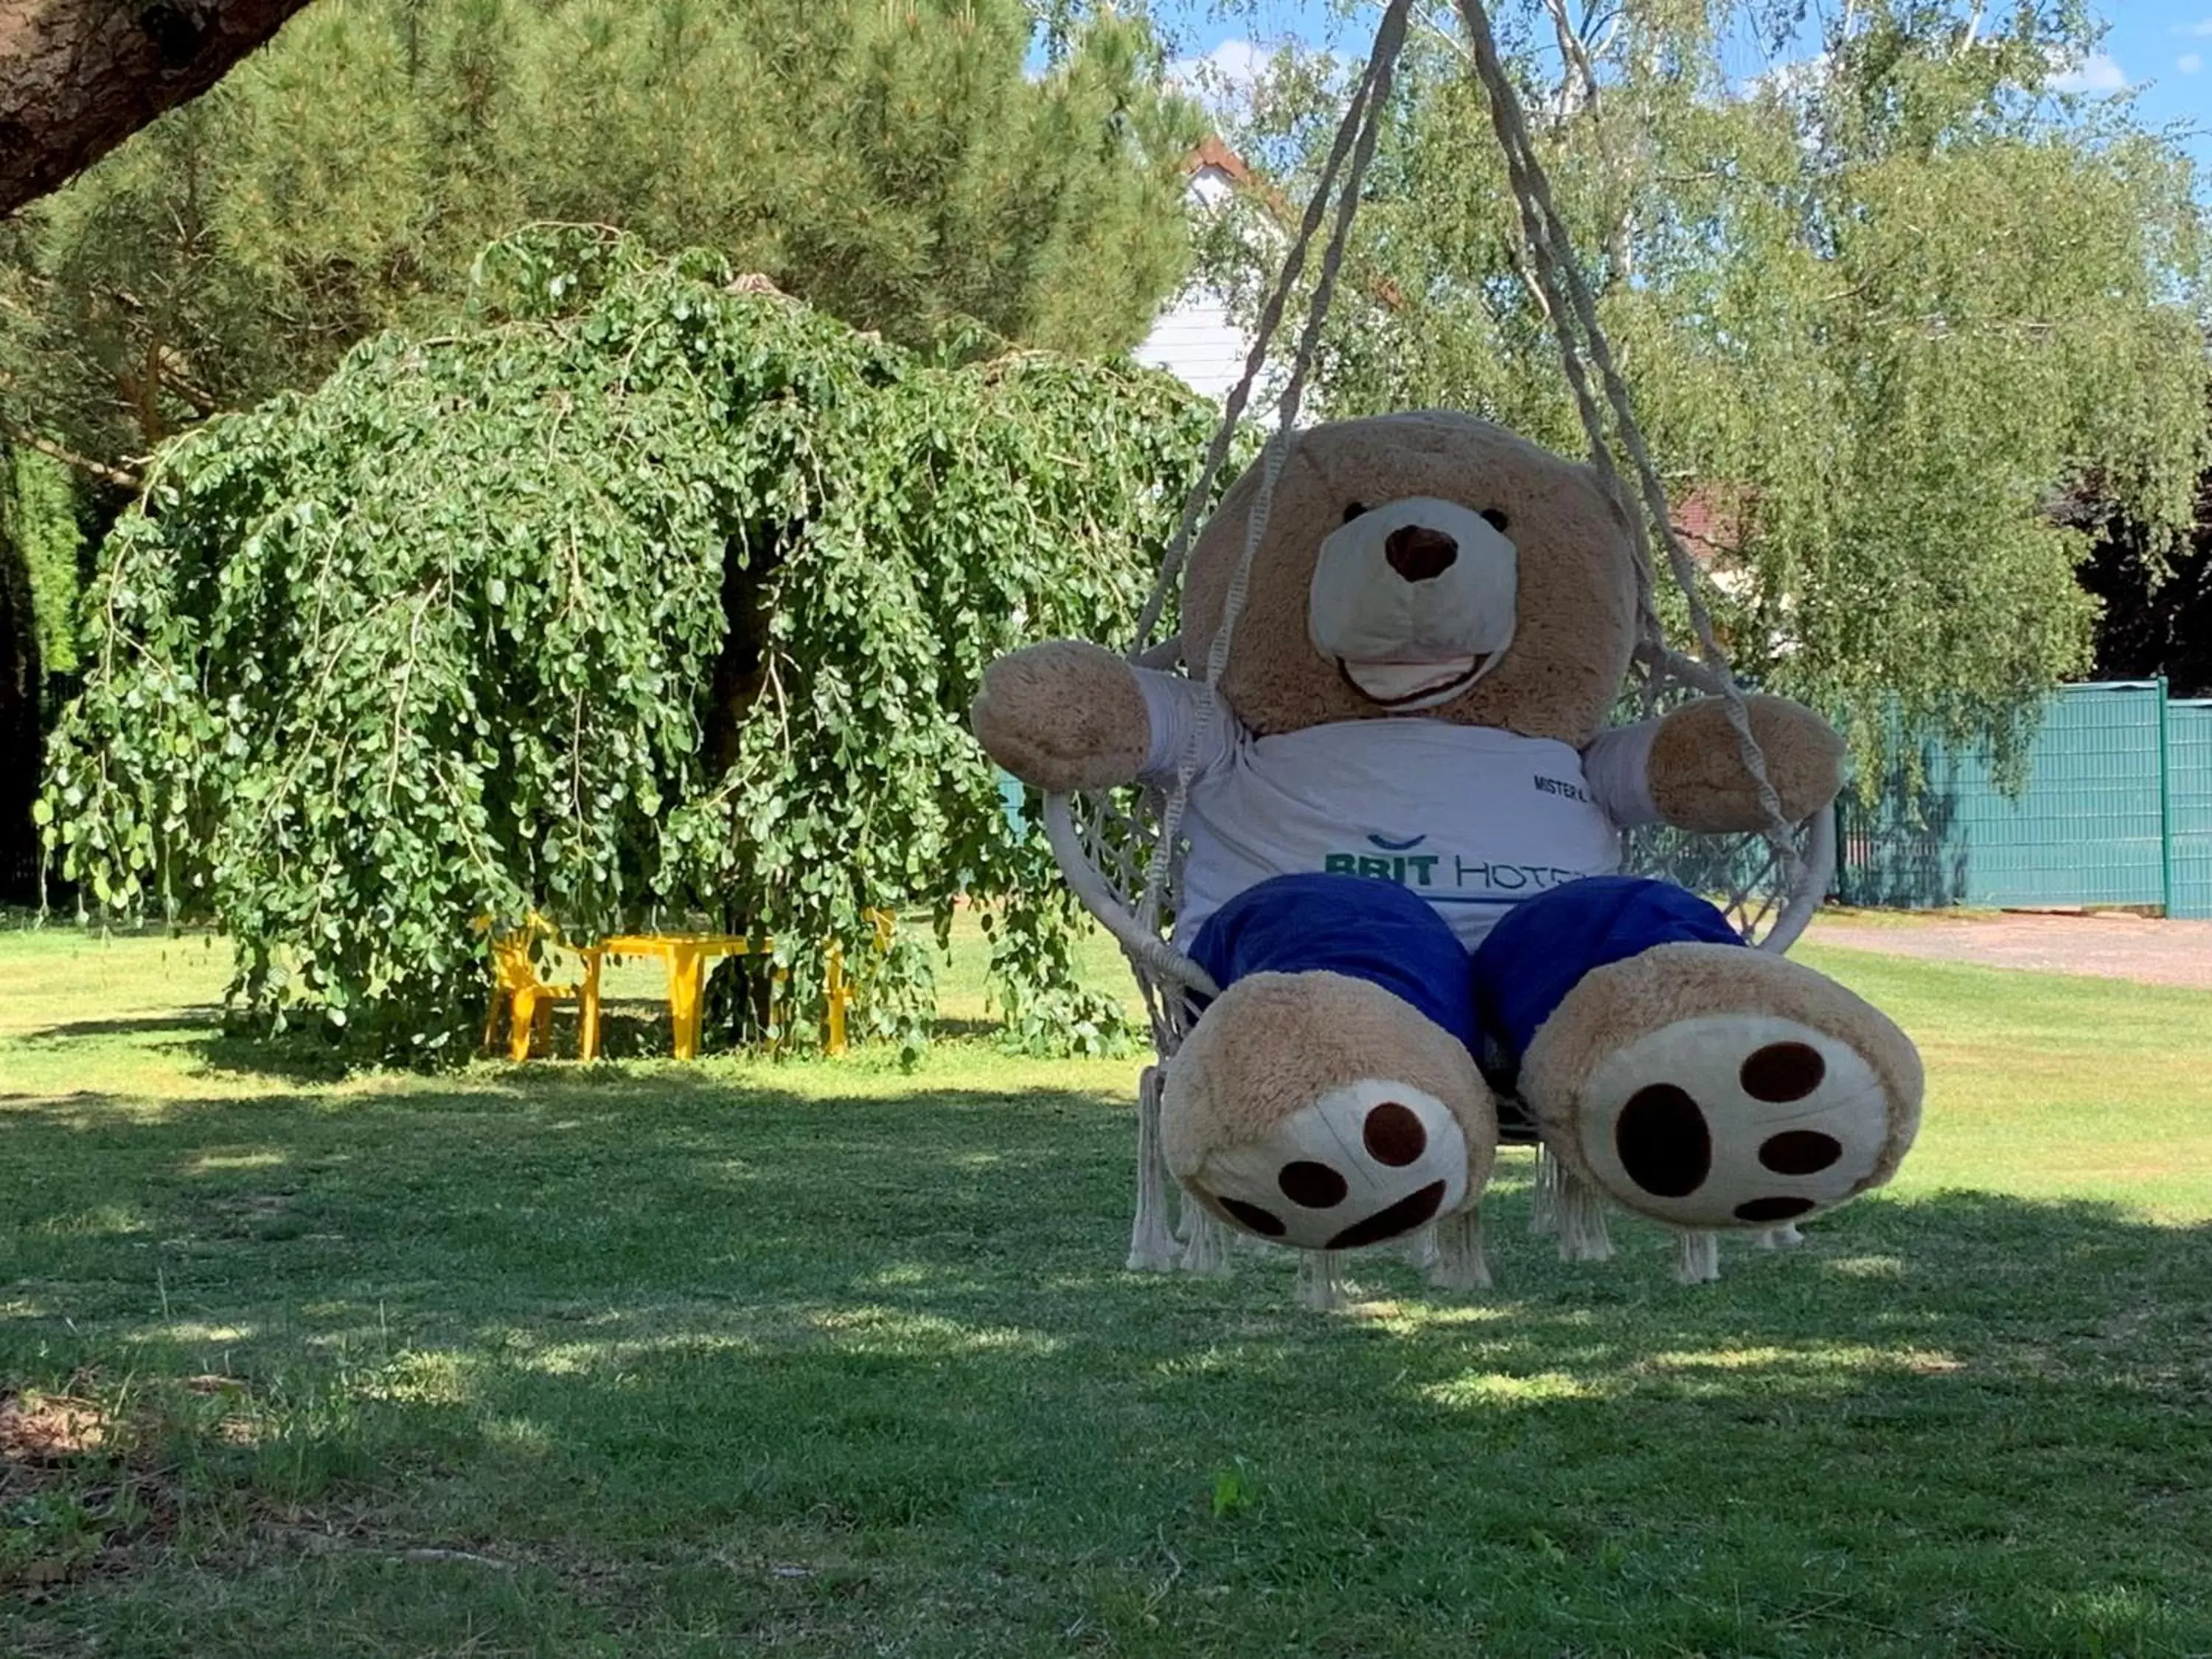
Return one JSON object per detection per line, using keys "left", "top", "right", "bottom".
{"left": 1385, "top": 525, "right": 1458, "bottom": 582}
{"left": 1307, "top": 495, "right": 1520, "bottom": 709}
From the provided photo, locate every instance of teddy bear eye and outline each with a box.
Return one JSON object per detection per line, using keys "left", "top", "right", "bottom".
{"left": 1481, "top": 507, "right": 1511, "bottom": 533}
{"left": 1342, "top": 501, "right": 1369, "bottom": 524}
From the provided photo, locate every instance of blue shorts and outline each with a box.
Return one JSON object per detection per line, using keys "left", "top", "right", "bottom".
{"left": 1186, "top": 872, "right": 1745, "bottom": 1088}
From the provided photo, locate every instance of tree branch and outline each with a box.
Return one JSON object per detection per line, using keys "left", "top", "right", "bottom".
{"left": 3, "top": 422, "right": 142, "bottom": 489}
{"left": 1541, "top": 0, "right": 1598, "bottom": 117}
{"left": 1958, "top": 1, "right": 1986, "bottom": 56}
{"left": 1414, "top": 4, "right": 1475, "bottom": 66}
{"left": 1, "top": 0, "right": 319, "bottom": 219}
{"left": 159, "top": 348, "right": 220, "bottom": 416}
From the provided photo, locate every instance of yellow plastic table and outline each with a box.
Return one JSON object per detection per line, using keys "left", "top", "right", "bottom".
{"left": 585, "top": 933, "right": 754, "bottom": 1061}
{"left": 487, "top": 911, "right": 894, "bottom": 1062}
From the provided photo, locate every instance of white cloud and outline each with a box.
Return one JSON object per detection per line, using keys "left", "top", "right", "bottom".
{"left": 1745, "top": 52, "right": 1831, "bottom": 100}
{"left": 1167, "top": 39, "right": 1273, "bottom": 107}
{"left": 1739, "top": 52, "right": 1832, "bottom": 153}
{"left": 2046, "top": 49, "right": 2129, "bottom": 94}
{"left": 2185, "top": 19, "right": 2212, "bottom": 38}
{"left": 2183, "top": 52, "right": 2205, "bottom": 74}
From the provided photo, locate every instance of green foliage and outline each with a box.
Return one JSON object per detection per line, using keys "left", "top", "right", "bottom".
{"left": 39, "top": 229, "right": 1221, "bottom": 1057}
{"left": 0, "top": 442, "right": 86, "bottom": 900}
{"left": 6, "top": 448, "right": 87, "bottom": 680}
{"left": 2076, "top": 439, "right": 2212, "bottom": 700}
{"left": 1204, "top": 1, "right": 2210, "bottom": 783}
{"left": 1208, "top": 1459, "right": 1256, "bottom": 1519}
{"left": 0, "top": 0, "right": 1203, "bottom": 479}
{"left": 978, "top": 888, "right": 1135, "bottom": 1059}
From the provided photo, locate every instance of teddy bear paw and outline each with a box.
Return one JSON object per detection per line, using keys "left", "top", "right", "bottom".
{"left": 1162, "top": 971, "right": 1498, "bottom": 1251}
{"left": 1578, "top": 1014, "right": 1893, "bottom": 1227}
{"left": 1195, "top": 1079, "right": 1473, "bottom": 1249}
{"left": 1521, "top": 943, "right": 1923, "bottom": 1231}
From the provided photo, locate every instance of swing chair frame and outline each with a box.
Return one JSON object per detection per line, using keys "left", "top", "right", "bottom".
{"left": 1038, "top": 0, "right": 1834, "bottom": 1297}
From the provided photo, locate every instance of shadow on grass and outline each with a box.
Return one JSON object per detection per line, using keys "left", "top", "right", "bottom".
{"left": 1, "top": 1077, "right": 2208, "bottom": 1657}
{"left": 13, "top": 1002, "right": 875, "bottom": 1085}
{"left": 930, "top": 1015, "right": 1002, "bottom": 1041}
{"left": 14, "top": 1011, "right": 399, "bottom": 1087}
{"left": 15, "top": 993, "right": 1036, "bottom": 1089}
{"left": 18, "top": 1009, "right": 226, "bottom": 1040}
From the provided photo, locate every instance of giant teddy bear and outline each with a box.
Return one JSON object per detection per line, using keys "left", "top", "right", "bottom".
{"left": 973, "top": 412, "right": 1922, "bottom": 1256}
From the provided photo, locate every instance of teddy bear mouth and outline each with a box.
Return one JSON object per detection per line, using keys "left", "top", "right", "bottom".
{"left": 1338, "top": 655, "right": 1488, "bottom": 709}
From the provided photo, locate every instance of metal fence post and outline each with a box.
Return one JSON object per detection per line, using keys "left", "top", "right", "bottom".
{"left": 2157, "top": 675, "right": 2174, "bottom": 917}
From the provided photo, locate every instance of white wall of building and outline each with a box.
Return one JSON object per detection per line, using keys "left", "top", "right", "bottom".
{"left": 1132, "top": 164, "right": 1259, "bottom": 403}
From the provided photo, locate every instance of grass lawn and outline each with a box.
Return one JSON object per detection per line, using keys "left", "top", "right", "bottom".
{"left": 1, "top": 917, "right": 2208, "bottom": 1657}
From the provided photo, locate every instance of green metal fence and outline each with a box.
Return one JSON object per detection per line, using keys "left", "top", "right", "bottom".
{"left": 2169, "top": 697, "right": 2212, "bottom": 920}
{"left": 1836, "top": 681, "right": 2212, "bottom": 919}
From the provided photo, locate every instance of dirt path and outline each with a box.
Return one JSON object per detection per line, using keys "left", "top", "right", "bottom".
{"left": 1806, "top": 911, "right": 2212, "bottom": 991}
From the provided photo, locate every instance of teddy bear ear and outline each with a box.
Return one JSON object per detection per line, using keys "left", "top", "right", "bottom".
{"left": 1481, "top": 507, "right": 1511, "bottom": 533}
{"left": 1342, "top": 501, "right": 1370, "bottom": 524}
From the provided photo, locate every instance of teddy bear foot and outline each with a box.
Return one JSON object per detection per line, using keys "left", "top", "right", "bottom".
{"left": 1520, "top": 943, "right": 1923, "bottom": 1232}
{"left": 1162, "top": 971, "right": 1498, "bottom": 1253}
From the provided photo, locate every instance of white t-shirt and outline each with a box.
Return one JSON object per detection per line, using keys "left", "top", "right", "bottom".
{"left": 1137, "top": 670, "right": 1664, "bottom": 950}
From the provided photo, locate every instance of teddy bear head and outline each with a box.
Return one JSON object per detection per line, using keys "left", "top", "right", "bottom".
{"left": 1180, "top": 411, "right": 1638, "bottom": 746}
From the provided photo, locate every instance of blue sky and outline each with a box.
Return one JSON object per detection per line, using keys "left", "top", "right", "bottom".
{"left": 2046, "top": 2, "right": 2210, "bottom": 164}
{"left": 1144, "top": 1, "right": 2211, "bottom": 178}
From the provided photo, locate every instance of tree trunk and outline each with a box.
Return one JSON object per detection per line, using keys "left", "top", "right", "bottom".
{"left": 0, "top": 0, "right": 316, "bottom": 219}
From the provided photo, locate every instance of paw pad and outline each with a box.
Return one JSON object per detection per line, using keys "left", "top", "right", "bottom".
{"left": 1278, "top": 1161, "right": 1349, "bottom": 1208}
{"left": 1217, "top": 1197, "right": 1287, "bottom": 1237}
{"left": 1758, "top": 1129, "right": 1843, "bottom": 1175}
{"left": 1741, "top": 1040, "right": 1826, "bottom": 1102}
{"left": 1614, "top": 1084, "right": 1711, "bottom": 1197}
{"left": 1194, "top": 1083, "right": 1469, "bottom": 1251}
{"left": 1578, "top": 1016, "right": 1892, "bottom": 1229}
{"left": 1733, "top": 1194, "right": 1816, "bottom": 1223}
{"left": 1362, "top": 1101, "right": 1428, "bottom": 1165}
{"left": 1324, "top": 1180, "right": 1448, "bottom": 1248}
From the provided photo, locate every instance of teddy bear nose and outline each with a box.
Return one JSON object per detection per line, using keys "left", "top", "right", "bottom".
{"left": 1385, "top": 525, "right": 1458, "bottom": 582}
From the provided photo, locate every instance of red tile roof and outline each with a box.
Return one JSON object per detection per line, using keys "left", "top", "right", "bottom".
{"left": 1180, "top": 136, "right": 1407, "bottom": 312}
{"left": 1670, "top": 485, "right": 1753, "bottom": 567}
{"left": 1186, "top": 134, "right": 1256, "bottom": 186}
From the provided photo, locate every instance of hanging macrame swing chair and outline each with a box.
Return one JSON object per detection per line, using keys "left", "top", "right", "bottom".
{"left": 1043, "top": 0, "right": 1836, "bottom": 1304}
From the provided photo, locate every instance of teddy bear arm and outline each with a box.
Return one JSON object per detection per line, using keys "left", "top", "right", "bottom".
{"left": 1645, "top": 695, "right": 1846, "bottom": 834}
{"left": 970, "top": 639, "right": 1150, "bottom": 793}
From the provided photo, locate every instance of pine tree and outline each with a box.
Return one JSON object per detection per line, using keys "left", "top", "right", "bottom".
{"left": 0, "top": 0, "right": 1204, "bottom": 480}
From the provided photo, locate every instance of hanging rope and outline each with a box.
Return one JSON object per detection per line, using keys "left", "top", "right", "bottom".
{"left": 1128, "top": 0, "right": 1411, "bottom": 661}
{"left": 1133, "top": 0, "right": 1412, "bottom": 938}
{"left": 1052, "top": 0, "right": 1821, "bottom": 1023}
{"left": 1451, "top": 0, "right": 1803, "bottom": 886}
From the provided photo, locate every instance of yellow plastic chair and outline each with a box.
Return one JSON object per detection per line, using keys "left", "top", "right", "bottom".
{"left": 480, "top": 915, "right": 600, "bottom": 1062}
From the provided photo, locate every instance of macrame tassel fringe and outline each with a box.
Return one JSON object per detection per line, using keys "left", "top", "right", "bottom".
{"left": 1755, "top": 1222, "right": 1806, "bottom": 1250}
{"left": 1405, "top": 1223, "right": 1441, "bottom": 1272}
{"left": 1297, "top": 1248, "right": 1345, "bottom": 1311}
{"left": 1180, "top": 1204, "right": 1233, "bottom": 1277}
{"left": 1674, "top": 1228, "right": 1722, "bottom": 1285}
{"left": 1429, "top": 1208, "right": 1492, "bottom": 1292}
{"left": 1528, "top": 1142, "right": 1560, "bottom": 1236}
{"left": 1125, "top": 1069, "right": 1178, "bottom": 1273}
{"left": 1554, "top": 1167, "right": 1615, "bottom": 1262}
